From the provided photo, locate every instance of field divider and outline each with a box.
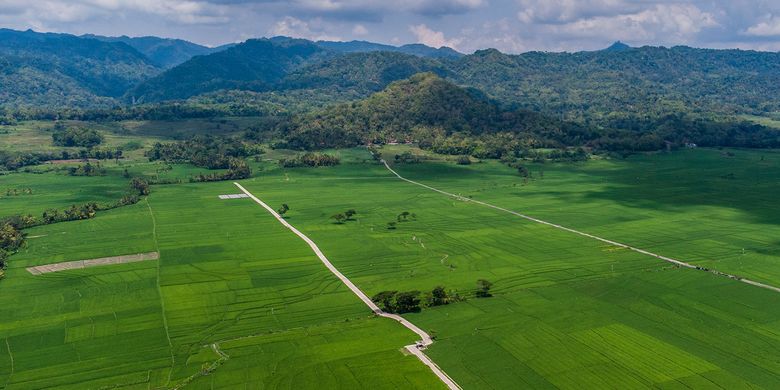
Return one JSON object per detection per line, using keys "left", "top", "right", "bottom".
{"left": 233, "top": 182, "right": 461, "bottom": 390}
{"left": 381, "top": 160, "right": 780, "bottom": 294}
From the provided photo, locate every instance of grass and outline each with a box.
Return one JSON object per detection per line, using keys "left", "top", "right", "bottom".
{"left": 235, "top": 146, "right": 780, "bottom": 388}
{"left": 0, "top": 175, "right": 444, "bottom": 389}
{"left": 387, "top": 147, "right": 780, "bottom": 287}
{"left": 3, "top": 136, "right": 780, "bottom": 388}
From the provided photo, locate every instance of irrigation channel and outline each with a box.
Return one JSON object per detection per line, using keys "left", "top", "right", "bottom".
{"left": 233, "top": 182, "right": 461, "bottom": 390}
{"left": 381, "top": 160, "right": 780, "bottom": 295}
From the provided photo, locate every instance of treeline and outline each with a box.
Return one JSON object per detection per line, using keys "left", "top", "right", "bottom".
{"left": 146, "top": 135, "right": 256, "bottom": 181}
{"left": 146, "top": 135, "right": 260, "bottom": 169}
{"left": 52, "top": 126, "right": 103, "bottom": 148}
{"left": 279, "top": 152, "right": 340, "bottom": 168}
{"left": 0, "top": 177, "right": 151, "bottom": 278}
{"left": 371, "top": 280, "right": 493, "bottom": 314}
{"left": 0, "top": 148, "right": 124, "bottom": 171}
{"left": 281, "top": 73, "right": 780, "bottom": 156}
{"left": 190, "top": 158, "right": 251, "bottom": 182}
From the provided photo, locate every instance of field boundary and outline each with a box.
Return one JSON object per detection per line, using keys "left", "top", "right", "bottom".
{"left": 233, "top": 182, "right": 461, "bottom": 390}
{"left": 26, "top": 252, "right": 159, "bottom": 275}
{"left": 381, "top": 160, "right": 780, "bottom": 294}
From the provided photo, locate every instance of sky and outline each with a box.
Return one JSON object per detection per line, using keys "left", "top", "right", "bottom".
{"left": 1, "top": 0, "right": 780, "bottom": 53}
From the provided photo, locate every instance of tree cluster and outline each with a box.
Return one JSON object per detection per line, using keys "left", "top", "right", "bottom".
{"left": 279, "top": 152, "right": 340, "bottom": 168}
{"left": 189, "top": 158, "right": 251, "bottom": 182}
{"left": 371, "top": 286, "right": 459, "bottom": 314}
{"left": 67, "top": 162, "right": 106, "bottom": 176}
{"left": 52, "top": 127, "right": 104, "bottom": 148}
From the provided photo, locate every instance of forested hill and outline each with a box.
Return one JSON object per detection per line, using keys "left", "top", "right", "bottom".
{"left": 0, "top": 29, "right": 160, "bottom": 108}
{"left": 129, "top": 38, "right": 461, "bottom": 103}
{"left": 134, "top": 38, "right": 780, "bottom": 120}
{"left": 83, "top": 34, "right": 231, "bottom": 68}
{"left": 283, "top": 72, "right": 591, "bottom": 149}
{"left": 128, "top": 38, "right": 328, "bottom": 103}
{"left": 281, "top": 72, "right": 780, "bottom": 152}
{"left": 3, "top": 28, "right": 780, "bottom": 125}
{"left": 450, "top": 46, "right": 780, "bottom": 120}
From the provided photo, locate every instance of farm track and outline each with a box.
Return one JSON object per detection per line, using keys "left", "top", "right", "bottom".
{"left": 233, "top": 182, "right": 461, "bottom": 390}
{"left": 381, "top": 160, "right": 780, "bottom": 294}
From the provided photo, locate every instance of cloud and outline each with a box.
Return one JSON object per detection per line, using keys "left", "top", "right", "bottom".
{"left": 0, "top": 0, "right": 231, "bottom": 26}
{"left": 520, "top": 3, "right": 718, "bottom": 46}
{"left": 352, "top": 24, "right": 368, "bottom": 35}
{"left": 744, "top": 16, "right": 780, "bottom": 37}
{"left": 517, "top": 0, "right": 636, "bottom": 24}
{"left": 268, "top": 16, "right": 341, "bottom": 41}
{"left": 409, "top": 24, "right": 462, "bottom": 48}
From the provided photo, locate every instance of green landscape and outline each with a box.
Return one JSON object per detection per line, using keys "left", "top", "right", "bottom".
{"left": 2, "top": 7, "right": 780, "bottom": 388}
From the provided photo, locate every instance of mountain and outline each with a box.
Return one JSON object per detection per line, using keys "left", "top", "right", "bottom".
{"left": 283, "top": 72, "right": 585, "bottom": 149}
{"left": 83, "top": 34, "right": 231, "bottom": 68}
{"left": 397, "top": 44, "right": 463, "bottom": 58}
{"left": 313, "top": 39, "right": 463, "bottom": 58}
{"left": 0, "top": 29, "right": 160, "bottom": 108}
{"left": 129, "top": 38, "right": 326, "bottom": 102}
{"left": 603, "top": 41, "right": 631, "bottom": 52}
{"left": 282, "top": 51, "right": 451, "bottom": 94}
{"left": 448, "top": 45, "right": 780, "bottom": 120}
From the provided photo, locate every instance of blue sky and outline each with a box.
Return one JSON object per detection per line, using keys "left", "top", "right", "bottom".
{"left": 1, "top": 0, "right": 779, "bottom": 53}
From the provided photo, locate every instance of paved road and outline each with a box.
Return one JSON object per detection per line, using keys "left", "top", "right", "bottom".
{"left": 381, "top": 160, "right": 780, "bottom": 294}
{"left": 233, "top": 182, "right": 461, "bottom": 390}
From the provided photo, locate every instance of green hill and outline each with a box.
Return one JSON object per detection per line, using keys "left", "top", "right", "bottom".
{"left": 0, "top": 29, "right": 160, "bottom": 108}
{"left": 283, "top": 72, "right": 586, "bottom": 149}
{"left": 83, "top": 34, "right": 231, "bottom": 68}
{"left": 129, "top": 38, "right": 326, "bottom": 103}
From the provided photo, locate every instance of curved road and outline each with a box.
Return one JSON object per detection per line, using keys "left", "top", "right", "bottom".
{"left": 233, "top": 182, "right": 461, "bottom": 390}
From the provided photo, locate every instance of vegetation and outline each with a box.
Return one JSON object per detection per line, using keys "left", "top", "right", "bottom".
{"left": 279, "top": 152, "right": 340, "bottom": 168}
{"left": 147, "top": 135, "right": 258, "bottom": 169}
{"left": 51, "top": 126, "right": 104, "bottom": 147}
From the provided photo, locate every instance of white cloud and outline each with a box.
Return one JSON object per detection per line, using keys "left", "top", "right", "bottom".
{"left": 409, "top": 24, "right": 462, "bottom": 48}
{"left": 744, "top": 16, "right": 780, "bottom": 37}
{"left": 517, "top": 0, "right": 634, "bottom": 24}
{"left": 534, "top": 4, "right": 718, "bottom": 44}
{"left": 268, "top": 16, "right": 341, "bottom": 41}
{"left": 352, "top": 24, "right": 368, "bottom": 35}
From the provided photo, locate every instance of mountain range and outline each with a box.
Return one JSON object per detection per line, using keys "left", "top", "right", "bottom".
{"left": 1, "top": 28, "right": 780, "bottom": 124}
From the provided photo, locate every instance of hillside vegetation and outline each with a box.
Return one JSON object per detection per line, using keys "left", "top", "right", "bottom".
{"left": 0, "top": 29, "right": 160, "bottom": 108}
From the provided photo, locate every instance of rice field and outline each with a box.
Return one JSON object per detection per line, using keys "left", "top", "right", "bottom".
{"left": 2, "top": 144, "right": 780, "bottom": 388}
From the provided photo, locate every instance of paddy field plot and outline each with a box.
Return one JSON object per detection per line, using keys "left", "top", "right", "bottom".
{"left": 385, "top": 146, "right": 780, "bottom": 287}
{"left": 240, "top": 147, "right": 780, "bottom": 388}
{"left": 0, "top": 179, "right": 443, "bottom": 389}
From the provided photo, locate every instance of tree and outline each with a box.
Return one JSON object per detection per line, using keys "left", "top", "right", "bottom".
{"left": 456, "top": 155, "right": 471, "bottom": 165}
{"left": 372, "top": 291, "right": 399, "bottom": 312}
{"left": 428, "top": 286, "right": 449, "bottom": 307}
{"left": 344, "top": 209, "right": 357, "bottom": 220}
{"left": 387, "top": 221, "right": 397, "bottom": 230}
{"left": 130, "top": 177, "right": 151, "bottom": 196}
{"left": 397, "top": 211, "right": 411, "bottom": 222}
{"left": 331, "top": 213, "right": 346, "bottom": 224}
{"left": 394, "top": 291, "right": 422, "bottom": 313}
{"left": 278, "top": 204, "right": 290, "bottom": 216}
{"left": 517, "top": 166, "right": 529, "bottom": 178}
{"left": 476, "top": 279, "right": 493, "bottom": 298}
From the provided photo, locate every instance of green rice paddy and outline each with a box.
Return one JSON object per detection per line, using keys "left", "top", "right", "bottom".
{"left": 2, "top": 140, "right": 780, "bottom": 388}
